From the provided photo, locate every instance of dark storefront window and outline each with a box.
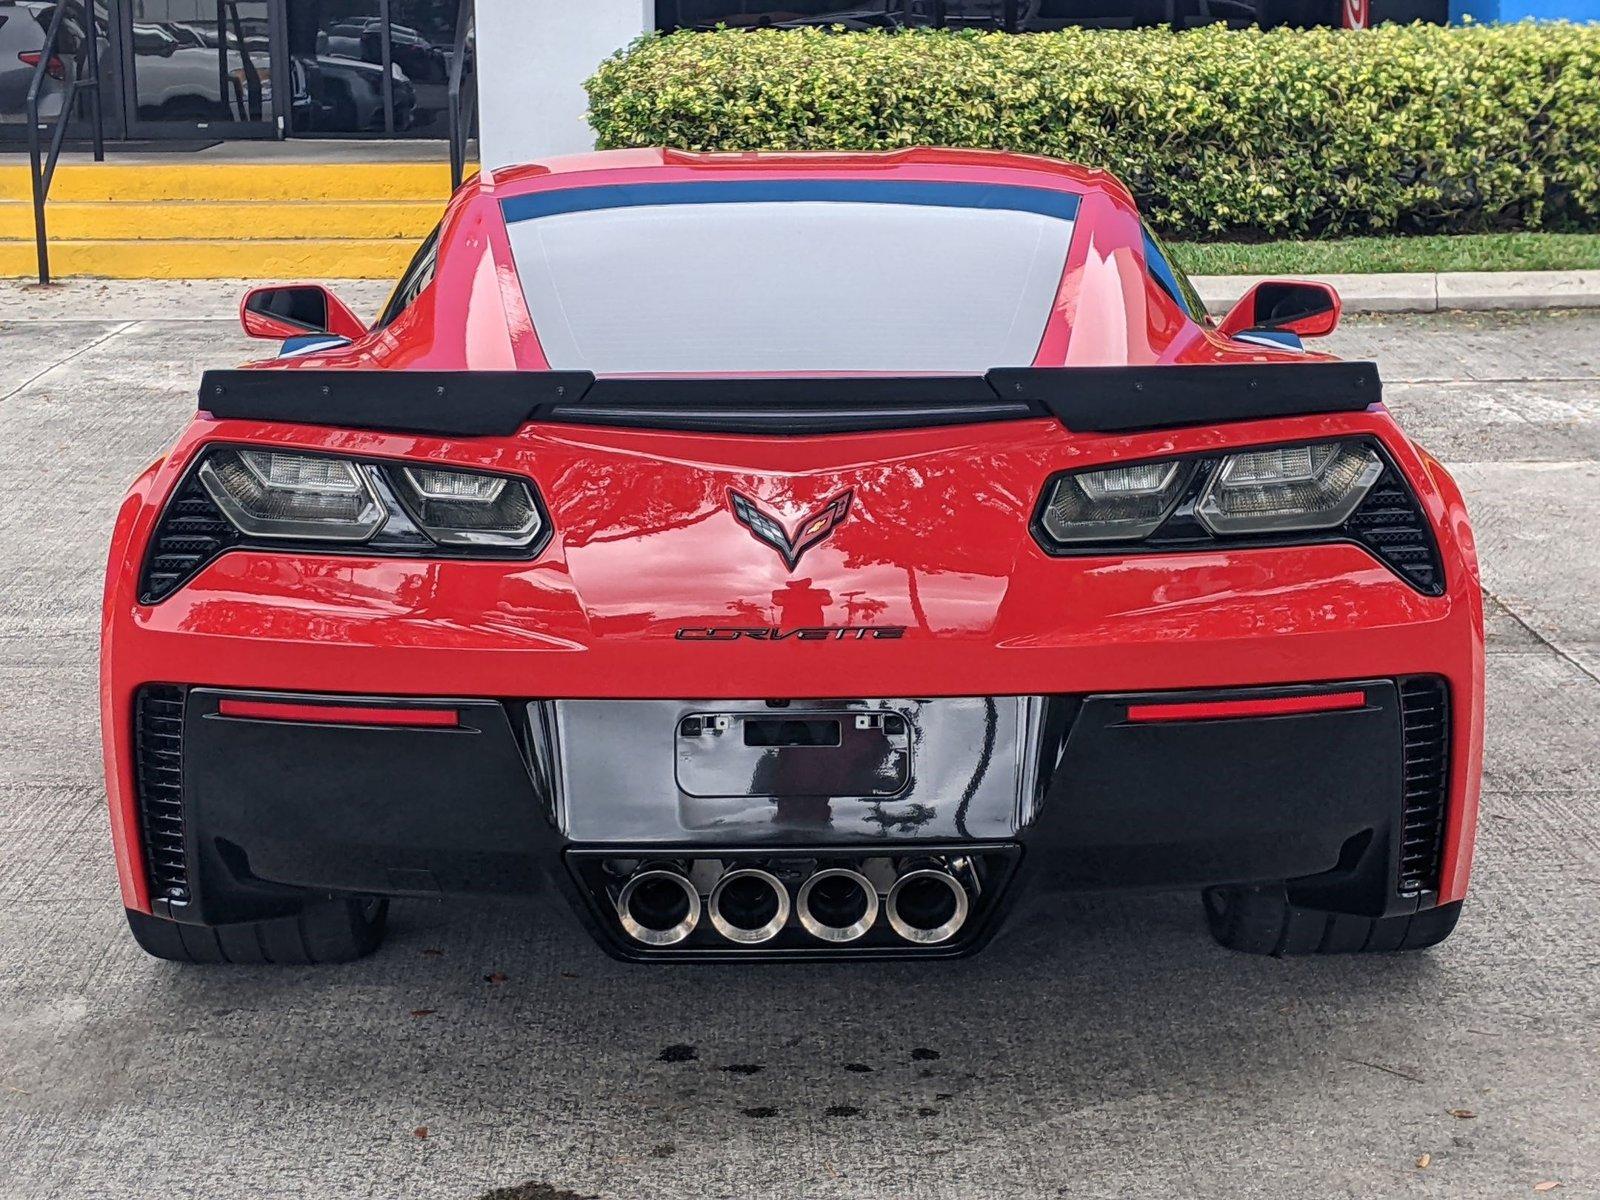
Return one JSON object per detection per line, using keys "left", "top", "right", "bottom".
{"left": 0, "top": 1, "right": 110, "bottom": 133}
{"left": 127, "top": 1, "right": 271, "bottom": 124}
{"left": 285, "top": 0, "right": 460, "bottom": 136}
{"left": 1, "top": 0, "right": 466, "bottom": 138}
{"left": 654, "top": 1, "right": 1355, "bottom": 30}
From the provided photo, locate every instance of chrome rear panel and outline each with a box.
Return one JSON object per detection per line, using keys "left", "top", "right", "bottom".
{"left": 541, "top": 697, "right": 1048, "bottom": 845}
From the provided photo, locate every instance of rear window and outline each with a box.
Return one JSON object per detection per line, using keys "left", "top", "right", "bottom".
{"left": 501, "top": 181, "right": 1079, "bottom": 374}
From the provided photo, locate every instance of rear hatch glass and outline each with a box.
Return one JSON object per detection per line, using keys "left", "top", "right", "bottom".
{"left": 501, "top": 180, "right": 1079, "bottom": 375}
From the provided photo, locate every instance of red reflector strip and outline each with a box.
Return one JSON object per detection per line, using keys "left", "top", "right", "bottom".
{"left": 1125, "top": 690, "right": 1367, "bottom": 723}
{"left": 216, "top": 698, "right": 459, "bottom": 728}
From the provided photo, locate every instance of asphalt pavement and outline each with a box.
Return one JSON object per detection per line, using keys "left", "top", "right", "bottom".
{"left": 1, "top": 294, "right": 1596, "bottom": 1200}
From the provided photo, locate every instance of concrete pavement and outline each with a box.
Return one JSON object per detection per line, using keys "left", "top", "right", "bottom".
{"left": 0, "top": 304, "right": 1597, "bottom": 1200}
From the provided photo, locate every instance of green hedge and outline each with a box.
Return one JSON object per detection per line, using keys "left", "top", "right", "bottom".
{"left": 585, "top": 23, "right": 1600, "bottom": 239}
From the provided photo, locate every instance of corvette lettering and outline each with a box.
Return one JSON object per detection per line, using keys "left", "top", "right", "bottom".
{"left": 676, "top": 626, "right": 907, "bottom": 641}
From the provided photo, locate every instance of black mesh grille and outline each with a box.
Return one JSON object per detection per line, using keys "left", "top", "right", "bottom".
{"left": 139, "top": 475, "right": 239, "bottom": 603}
{"left": 135, "top": 685, "right": 190, "bottom": 906}
{"left": 1345, "top": 469, "right": 1444, "bottom": 595}
{"left": 1397, "top": 676, "right": 1450, "bottom": 897}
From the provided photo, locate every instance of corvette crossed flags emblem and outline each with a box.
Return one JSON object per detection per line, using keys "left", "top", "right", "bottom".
{"left": 727, "top": 488, "right": 854, "bottom": 571}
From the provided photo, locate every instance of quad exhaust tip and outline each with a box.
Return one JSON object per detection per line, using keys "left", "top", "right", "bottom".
{"left": 708, "top": 867, "right": 790, "bottom": 945}
{"left": 612, "top": 858, "right": 975, "bottom": 948}
{"left": 885, "top": 866, "right": 970, "bottom": 945}
{"left": 796, "top": 867, "right": 879, "bottom": 943}
{"left": 616, "top": 866, "right": 701, "bottom": 946}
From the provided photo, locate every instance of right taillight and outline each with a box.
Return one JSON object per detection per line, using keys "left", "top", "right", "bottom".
{"left": 1193, "top": 441, "right": 1383, "bottom": 535}
{"left": 1033, "top": 438, "right": 1442, "bottom": 594}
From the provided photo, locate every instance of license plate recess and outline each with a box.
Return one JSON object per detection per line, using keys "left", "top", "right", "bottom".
{"left": 676, "top": 708, "right": 911, "bottom": 798}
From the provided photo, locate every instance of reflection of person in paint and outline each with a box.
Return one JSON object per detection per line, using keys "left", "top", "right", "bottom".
{"left": 752, "top": 716, "right": 904, "bottom": 833}
{"left": 770, "top": 578, "right": 832, "bottom": 629}
{"left": 758, "top": 573, "right": 865, "bottom": 831}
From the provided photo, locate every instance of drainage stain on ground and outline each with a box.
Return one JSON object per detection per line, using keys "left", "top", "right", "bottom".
{"left": 480, "top": 1184, "right": 599, "bottom": 1200}
{"left": 657, "top": 1044, "right": 698, "bottom": 1063}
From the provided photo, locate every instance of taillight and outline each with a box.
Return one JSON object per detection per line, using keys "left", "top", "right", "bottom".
{"left": 1031, "top": 438, "right": 1445, "bottom": 594}
{"left": 18, "top": 51, "right": 67, "bottom": 81}
{"left": 140, "top": 445, "right": 553, "bottom": 603}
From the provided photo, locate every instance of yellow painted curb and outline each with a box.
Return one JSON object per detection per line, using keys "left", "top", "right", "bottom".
{"left": 0, "top": 161, "right": 466, "bottom": 203}
{"left": 0, "top": 200, "right": 444, "bottom": 241}
{"left": 0, "top": 238, "right": 421, "bottom": 279}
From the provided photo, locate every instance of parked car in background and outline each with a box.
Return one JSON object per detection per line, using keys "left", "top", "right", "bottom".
{"left": 128, "top": 20, "right": 270, "bottom": 122}
{"left": 324, "top": 17, "right": 447, "bottom": 84}
{"left": 0, "top": 0, "right": 80, "bottom": 124}
{"left": 297, "top": 50, "right": 415, "bottom": 133}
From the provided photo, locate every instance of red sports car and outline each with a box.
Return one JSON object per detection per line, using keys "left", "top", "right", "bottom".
{"left": 101, "top": 148, "right": 1483, "bottom": 965}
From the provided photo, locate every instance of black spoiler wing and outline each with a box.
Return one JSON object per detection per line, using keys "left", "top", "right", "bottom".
{"left": 198, "top": 362, "right": 1380, "bottom": 438}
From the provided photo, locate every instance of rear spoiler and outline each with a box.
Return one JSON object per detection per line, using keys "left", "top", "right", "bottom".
{"left": 198, "top": 362, "right": 1380, "bottom": 438}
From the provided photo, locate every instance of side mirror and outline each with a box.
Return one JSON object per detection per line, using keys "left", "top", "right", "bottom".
{"left": 240, "top": 284, "right": 367, "bottom": 342}
{"left": 1218, "top": 280, "right": 1341, "bottom": 341}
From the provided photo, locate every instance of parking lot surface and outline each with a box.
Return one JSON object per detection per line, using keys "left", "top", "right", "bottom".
{"left": 1, "top": 293, "right": 1597, "bottom": 1200}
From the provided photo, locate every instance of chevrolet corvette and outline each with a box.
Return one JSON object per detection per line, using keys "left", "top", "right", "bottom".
{"left": 101, "top": 147, "right": 1483, "bottom": 964}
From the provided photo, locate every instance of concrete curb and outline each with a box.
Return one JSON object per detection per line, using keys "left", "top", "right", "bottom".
{"left": 0, "top": 278, "right": 397, "bottom": 321}
{"left": 1195, "top": 270, "right": 1600, "bottom": 315}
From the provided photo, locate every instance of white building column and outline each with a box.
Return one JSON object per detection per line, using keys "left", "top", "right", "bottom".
{"left": 474, "top": 0, "right": 652, "bottom": 169}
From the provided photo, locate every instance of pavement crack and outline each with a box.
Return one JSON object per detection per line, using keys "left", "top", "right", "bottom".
{"left": 1343, "top": 1057, "right": 1425, "bottom": 1084}
{"left": 1484, "top": 587, "right": 1600, "bottom": 687}
{"left": 0, "top": 321, "right": 136, "bottom": 406}
{"left": 1389, "top": 376, "right": 1600, "bottom": 385}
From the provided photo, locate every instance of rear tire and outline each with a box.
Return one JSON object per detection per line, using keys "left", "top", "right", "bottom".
{"left": 125, "top": 898, "right": 388, "bottom": 964}
{"left": 1203, "top": 885, "right": 1461, "bottom": 956}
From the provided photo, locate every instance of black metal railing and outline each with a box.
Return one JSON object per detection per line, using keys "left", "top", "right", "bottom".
{"left": 447, "top": 0, "right": 477, "bottom": 191}
{"left": 26, "top": 1, "right": 104, "bottom": 285}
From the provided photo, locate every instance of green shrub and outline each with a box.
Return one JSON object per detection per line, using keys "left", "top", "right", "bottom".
{"left": 585, "top": 23, "right": 1600, "bottom": 239}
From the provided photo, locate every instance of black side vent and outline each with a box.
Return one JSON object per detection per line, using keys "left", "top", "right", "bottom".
{"left": 135, "top": 685, "right": 190, "bottom": 909}
{"left": 140, "top": 473, "right": 240, "bottom": 603}
{"left": 1346, "top": 469, "right": 1444, "bottom": 596}
{"left": 1397, "top": 676, "right": 1450, "bottom": 897}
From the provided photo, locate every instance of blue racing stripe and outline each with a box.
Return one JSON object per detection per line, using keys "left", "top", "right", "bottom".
{"left": 500, "top": 179, "right": 1081, "bottom": 224}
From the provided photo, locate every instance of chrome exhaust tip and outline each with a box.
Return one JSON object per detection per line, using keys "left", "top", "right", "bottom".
{"left": 708, "top": 867, "right": 790, "bottom": 945}
{"left": 886, "top": 867, "right": 970, "bottom": 945}
{"left": 796, "top": 867, "right": 879, "bottom": 943}
{"left": 616, "top": 866, "right": 702, "bottom": 946}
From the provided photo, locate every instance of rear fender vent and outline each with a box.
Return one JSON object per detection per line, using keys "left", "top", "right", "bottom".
{"left": 135, "top": 684, "right": 190, "bottom": 911}
{"left": 1397, "top": 676, "right": 1450, "bottom": 897}
{"left": 1346, "top": 469, "right": 1445, "bottom": 596}
{"left": 139, "top": 474, "right": 240, "bottom": 604}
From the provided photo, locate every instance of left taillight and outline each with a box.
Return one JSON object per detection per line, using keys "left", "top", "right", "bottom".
{"left": 391, "top": 465, "right": 544, "bottom": 548}
{"left": 139, "top": 446, "right": 549, "bottom": 603}
{"left": 198, "top": 448, "right": 385, "bottom": 541}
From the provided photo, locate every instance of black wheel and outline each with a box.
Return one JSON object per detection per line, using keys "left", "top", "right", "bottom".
{"left": 125, "top": 898, "right": 388, "bottom": 965}
{"left": 1203, "top": 885, "right": 1461, "bottom": 956}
